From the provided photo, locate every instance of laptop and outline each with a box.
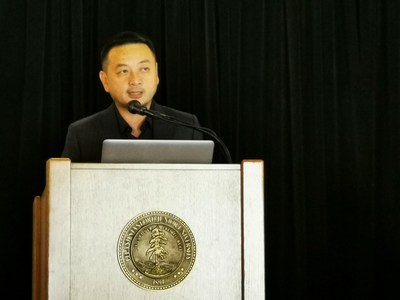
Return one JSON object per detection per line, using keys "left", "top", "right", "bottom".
{"left": 101, "top": 139, "right": 215, "bottom": 163}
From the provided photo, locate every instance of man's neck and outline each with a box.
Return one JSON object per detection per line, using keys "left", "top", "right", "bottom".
{"left": 115, "top": 103, "right": 147, "bottom": 137}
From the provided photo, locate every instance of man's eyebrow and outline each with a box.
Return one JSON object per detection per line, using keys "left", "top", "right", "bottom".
{"left": 114, "top": 60, "right": 151, "bottom": 68}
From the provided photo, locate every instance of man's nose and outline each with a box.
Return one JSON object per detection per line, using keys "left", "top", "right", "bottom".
{"left": 129, "top": 72, "right": 142, "bottom": 85}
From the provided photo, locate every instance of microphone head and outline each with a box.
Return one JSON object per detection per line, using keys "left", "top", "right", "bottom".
{"left": 127, "top": 100, "right": 146, "bottom": 115}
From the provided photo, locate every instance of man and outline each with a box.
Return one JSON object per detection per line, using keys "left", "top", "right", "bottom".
{"left": 61, "top": 31, "right": 203, "bottom": 162}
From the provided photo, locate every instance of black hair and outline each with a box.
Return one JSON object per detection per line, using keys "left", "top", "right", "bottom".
{"left": 99, "top": 31, "right": 157, "bottom": 69}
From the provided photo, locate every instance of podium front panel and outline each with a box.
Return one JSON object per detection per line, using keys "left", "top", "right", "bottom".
{"left": 71, "top": 163, "right": 241, "bottom": 299}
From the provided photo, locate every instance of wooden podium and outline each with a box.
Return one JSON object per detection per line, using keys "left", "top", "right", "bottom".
{"left": 33, "top": 159, "right": 265, "bottom": 299}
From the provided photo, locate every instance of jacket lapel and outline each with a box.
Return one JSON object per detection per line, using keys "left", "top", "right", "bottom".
{"left": 151, "top": 102, "right": 178, "bottom": 139}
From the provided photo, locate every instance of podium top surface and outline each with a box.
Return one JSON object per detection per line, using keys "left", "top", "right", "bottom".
{"left": 70, "top": 162, "right": 242, "bottom": 171}
{"left": 48, "top": 158, "right": 263, "bottom": 172}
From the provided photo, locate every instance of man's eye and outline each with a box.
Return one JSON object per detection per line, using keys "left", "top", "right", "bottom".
{"left": 117, "top": 69, "right": 128, "bottom": 74}
{"left": 141, "top": 67, "right": 150, "bottom": 72}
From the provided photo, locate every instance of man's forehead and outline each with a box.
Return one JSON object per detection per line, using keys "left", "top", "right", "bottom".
{"left": 103, "top": 43, "right": 156, "bottom": 69}
{"left": 110, "top": 43, "right": 154, "bottom": 56}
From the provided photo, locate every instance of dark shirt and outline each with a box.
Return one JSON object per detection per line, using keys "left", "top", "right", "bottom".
{"left": 115, "top": 104, "right": 153, "bottom": 139}
{"left": 61, "top": 101, "right": 203, "bottom": 162}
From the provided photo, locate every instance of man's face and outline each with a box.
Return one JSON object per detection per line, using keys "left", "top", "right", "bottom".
{"left": 99, "top": 43, "right": 159, "bottom": 110}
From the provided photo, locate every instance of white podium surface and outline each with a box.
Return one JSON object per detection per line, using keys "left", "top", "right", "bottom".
{"left": 33, "top": 159, "right": 264, "bottom": 300}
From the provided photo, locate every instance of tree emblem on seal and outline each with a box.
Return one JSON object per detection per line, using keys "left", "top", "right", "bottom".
{"left": 146, "top": 226, "right": 168, "bottom": 274}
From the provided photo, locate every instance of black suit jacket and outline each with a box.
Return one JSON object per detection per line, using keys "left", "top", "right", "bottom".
{"left": 61, "top": 102, "right": 203, "bottom": 162}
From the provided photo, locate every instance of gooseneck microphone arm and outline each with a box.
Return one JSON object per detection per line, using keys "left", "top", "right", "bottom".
{"left": 127, "top": 100, "right": 233, "bottom": 164}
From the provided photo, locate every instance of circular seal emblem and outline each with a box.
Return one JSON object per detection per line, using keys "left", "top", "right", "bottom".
{"left": 117, "top": 211, "right": 196, "bottom": 290}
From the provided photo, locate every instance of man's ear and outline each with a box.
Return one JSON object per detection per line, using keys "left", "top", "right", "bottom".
{"left": 156, "top": 62, "right": 160, "bottom": 85}
{"left": 99, "top": 70, "right": 110, "bottom": 92}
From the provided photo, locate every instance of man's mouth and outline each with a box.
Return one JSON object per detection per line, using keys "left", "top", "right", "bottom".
{"left": 128, "top": 91, "right": 143, "bottom": 99}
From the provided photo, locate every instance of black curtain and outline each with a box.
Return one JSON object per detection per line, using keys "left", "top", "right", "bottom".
{"left": 1, "top": 0, "right": 399, "bottom": 299}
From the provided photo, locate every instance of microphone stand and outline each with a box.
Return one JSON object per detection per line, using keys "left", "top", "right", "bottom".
{"left": 127, "top": 100, "right": 233, "bottom": 164}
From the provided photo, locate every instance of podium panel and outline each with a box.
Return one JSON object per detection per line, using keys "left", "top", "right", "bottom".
{"left": 33, "top": 159, "right": 264, "bottom": 299}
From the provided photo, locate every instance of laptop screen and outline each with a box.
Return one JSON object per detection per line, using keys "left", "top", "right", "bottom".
{"left": 101, "top": 139, "right": 215, "bottom": 164}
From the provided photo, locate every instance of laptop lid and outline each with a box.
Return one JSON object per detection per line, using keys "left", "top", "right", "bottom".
{"left": 101, "top": 139, "right": 215, "bottom": 163}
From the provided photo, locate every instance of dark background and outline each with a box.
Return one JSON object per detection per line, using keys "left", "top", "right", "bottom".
{"left": 1, "top": 1, "right": 399, "bottom": 299}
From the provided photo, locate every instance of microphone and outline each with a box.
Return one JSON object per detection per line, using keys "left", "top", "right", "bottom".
{"left": 127, "top": 100, "right": 232, "bottom": 163}
{"left": 128, "top": 100, "right": 172, "bottom": 119}
{"left": 127, "top": 100, "right": 147, "bottom": 115}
